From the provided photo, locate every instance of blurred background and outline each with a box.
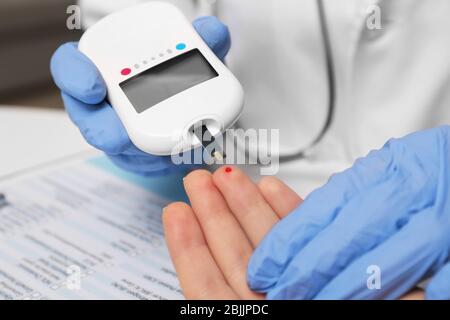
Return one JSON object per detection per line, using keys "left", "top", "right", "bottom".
{"left": 0, "top": 0, "right": 90, "bottom": 177}
{"left": 0, "top": 0, "right": 81, "bottom": 108}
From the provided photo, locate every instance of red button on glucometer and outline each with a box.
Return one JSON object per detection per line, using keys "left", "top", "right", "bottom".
{"left": 121, "top": 68, "right": 131, "bottom": 76}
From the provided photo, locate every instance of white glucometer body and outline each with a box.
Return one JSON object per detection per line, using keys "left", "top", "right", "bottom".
{"left": 78, "top": 2, "right": 244, "bottom": 155}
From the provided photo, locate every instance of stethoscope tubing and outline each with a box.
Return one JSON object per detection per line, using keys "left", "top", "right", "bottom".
{"left": 210, "top": 0, "right": 336, "bottom": 163}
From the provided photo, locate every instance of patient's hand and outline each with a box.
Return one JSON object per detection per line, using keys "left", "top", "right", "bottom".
{"left": 162, "top": 166, "right": 425, "bottom": 300}
{"left": 163, "top": 166, "right": 302, "bottom": 299}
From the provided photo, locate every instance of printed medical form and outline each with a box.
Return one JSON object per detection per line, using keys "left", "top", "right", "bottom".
{"left": 0, "top": 154, "right": 186, "bottom": 300}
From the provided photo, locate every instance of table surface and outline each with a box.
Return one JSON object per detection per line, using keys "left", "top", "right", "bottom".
{"left": 0, "top": 106, "right": 92, "bottom": 177}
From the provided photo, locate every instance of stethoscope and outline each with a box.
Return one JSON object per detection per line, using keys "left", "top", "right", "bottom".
{"left": 279, "top": 0, "right": 336, "bottom": 162}
{"left": 209, "top": 0, "right": 336, "bottom": 163}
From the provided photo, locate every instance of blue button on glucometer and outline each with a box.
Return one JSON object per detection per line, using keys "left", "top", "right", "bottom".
{"left": 176, "top": 43, "right": 186, "bottom": 50}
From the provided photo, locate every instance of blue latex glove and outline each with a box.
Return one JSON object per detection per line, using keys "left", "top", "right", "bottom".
{"left": 426, "top": 262, "right": 450, "bottom": 299}
{"left": 248, "top": 126, "right": 450, "bottom": 300}
{"left": 50, "top": 16, "right": 231, "bottom": 176}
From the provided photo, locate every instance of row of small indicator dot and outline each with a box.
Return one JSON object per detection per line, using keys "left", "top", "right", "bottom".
{"left": 121, "top": 43, "right": 186, "bottom": 76}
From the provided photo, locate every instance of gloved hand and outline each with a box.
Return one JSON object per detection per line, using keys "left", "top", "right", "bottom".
{"left": 50, "top": 16, "right": 231, "bottom": 176}
{"left": 247, "top": 126, "right": 450, "bottom": 300}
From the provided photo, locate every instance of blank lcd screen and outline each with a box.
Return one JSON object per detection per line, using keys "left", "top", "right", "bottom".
{"left": 120, "top": 49, "right": 218, "bottom": 113}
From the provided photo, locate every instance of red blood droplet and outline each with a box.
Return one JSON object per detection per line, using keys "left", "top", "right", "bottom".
{"left": 225, "top": 167, "right": 232, "bottom": 173}
{"left": 121, "top": 68, "right": 131, "bottom": 76}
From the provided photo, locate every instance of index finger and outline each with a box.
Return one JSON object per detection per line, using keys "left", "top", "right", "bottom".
{"left": 212, "top": 166, "right": 279, "bottom": 247}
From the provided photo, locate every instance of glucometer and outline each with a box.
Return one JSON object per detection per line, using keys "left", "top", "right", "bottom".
{"left": 78, "top": 2, "right": 244, "bottom": 158}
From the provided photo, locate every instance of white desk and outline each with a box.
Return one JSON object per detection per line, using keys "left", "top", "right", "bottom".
{"left": 0, "top": 106, "right": 93, "bottom": 177}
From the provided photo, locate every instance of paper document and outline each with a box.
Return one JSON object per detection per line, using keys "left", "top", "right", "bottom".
{"left": 0, "top": 154, "right": 188, "bottom": 300}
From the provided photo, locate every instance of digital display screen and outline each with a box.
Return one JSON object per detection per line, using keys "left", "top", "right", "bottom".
{"left": 120, "top": 49, "right": 218, "bottom": 113}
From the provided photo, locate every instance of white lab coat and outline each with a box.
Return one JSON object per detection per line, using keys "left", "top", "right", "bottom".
{"left": 80, "top": 0, "right": 450, "bottom": 196}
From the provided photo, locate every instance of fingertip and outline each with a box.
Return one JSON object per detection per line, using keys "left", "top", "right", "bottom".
{"left": 258, "top": 176, "right": 290, "bottom": 194}
{"left": 212, "top": 165, "right": 240, "bottom": 184}
{"left": 163, "top": 202, "right": 192, "bottom": 229}
{"left": 51, "top": 42, "right": 107, "bottom": 104}
{"left": 257, "top": 177, "right": 285, "bottom": 202}
{"left": 212, "top": 166, "right": 258, "bottom": 199}
{"left": 185, "top": 168, "right": 212, "bottom": 179}
{"left": 193, "top": 16, "right": 231, "bottom": 60}
{"left": 257, "top": 176, "right": 303, "bottom": 218}
{"left": 257, "top": 176, "right": 278, "bottom": 189}
{"left": 184, "top": 169, "right": 213, "bottom": 188}
{"left": 212, "top": 166, "right": 249, "bottom": 196}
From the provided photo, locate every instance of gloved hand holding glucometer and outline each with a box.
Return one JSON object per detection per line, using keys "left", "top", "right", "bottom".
{"left": 51, "top": 3, "right": 240, "bottom": 176}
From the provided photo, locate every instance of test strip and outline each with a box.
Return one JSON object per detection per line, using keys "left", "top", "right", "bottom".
{"left": 193, "top": 125, "right": 226, "bottom": 162}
